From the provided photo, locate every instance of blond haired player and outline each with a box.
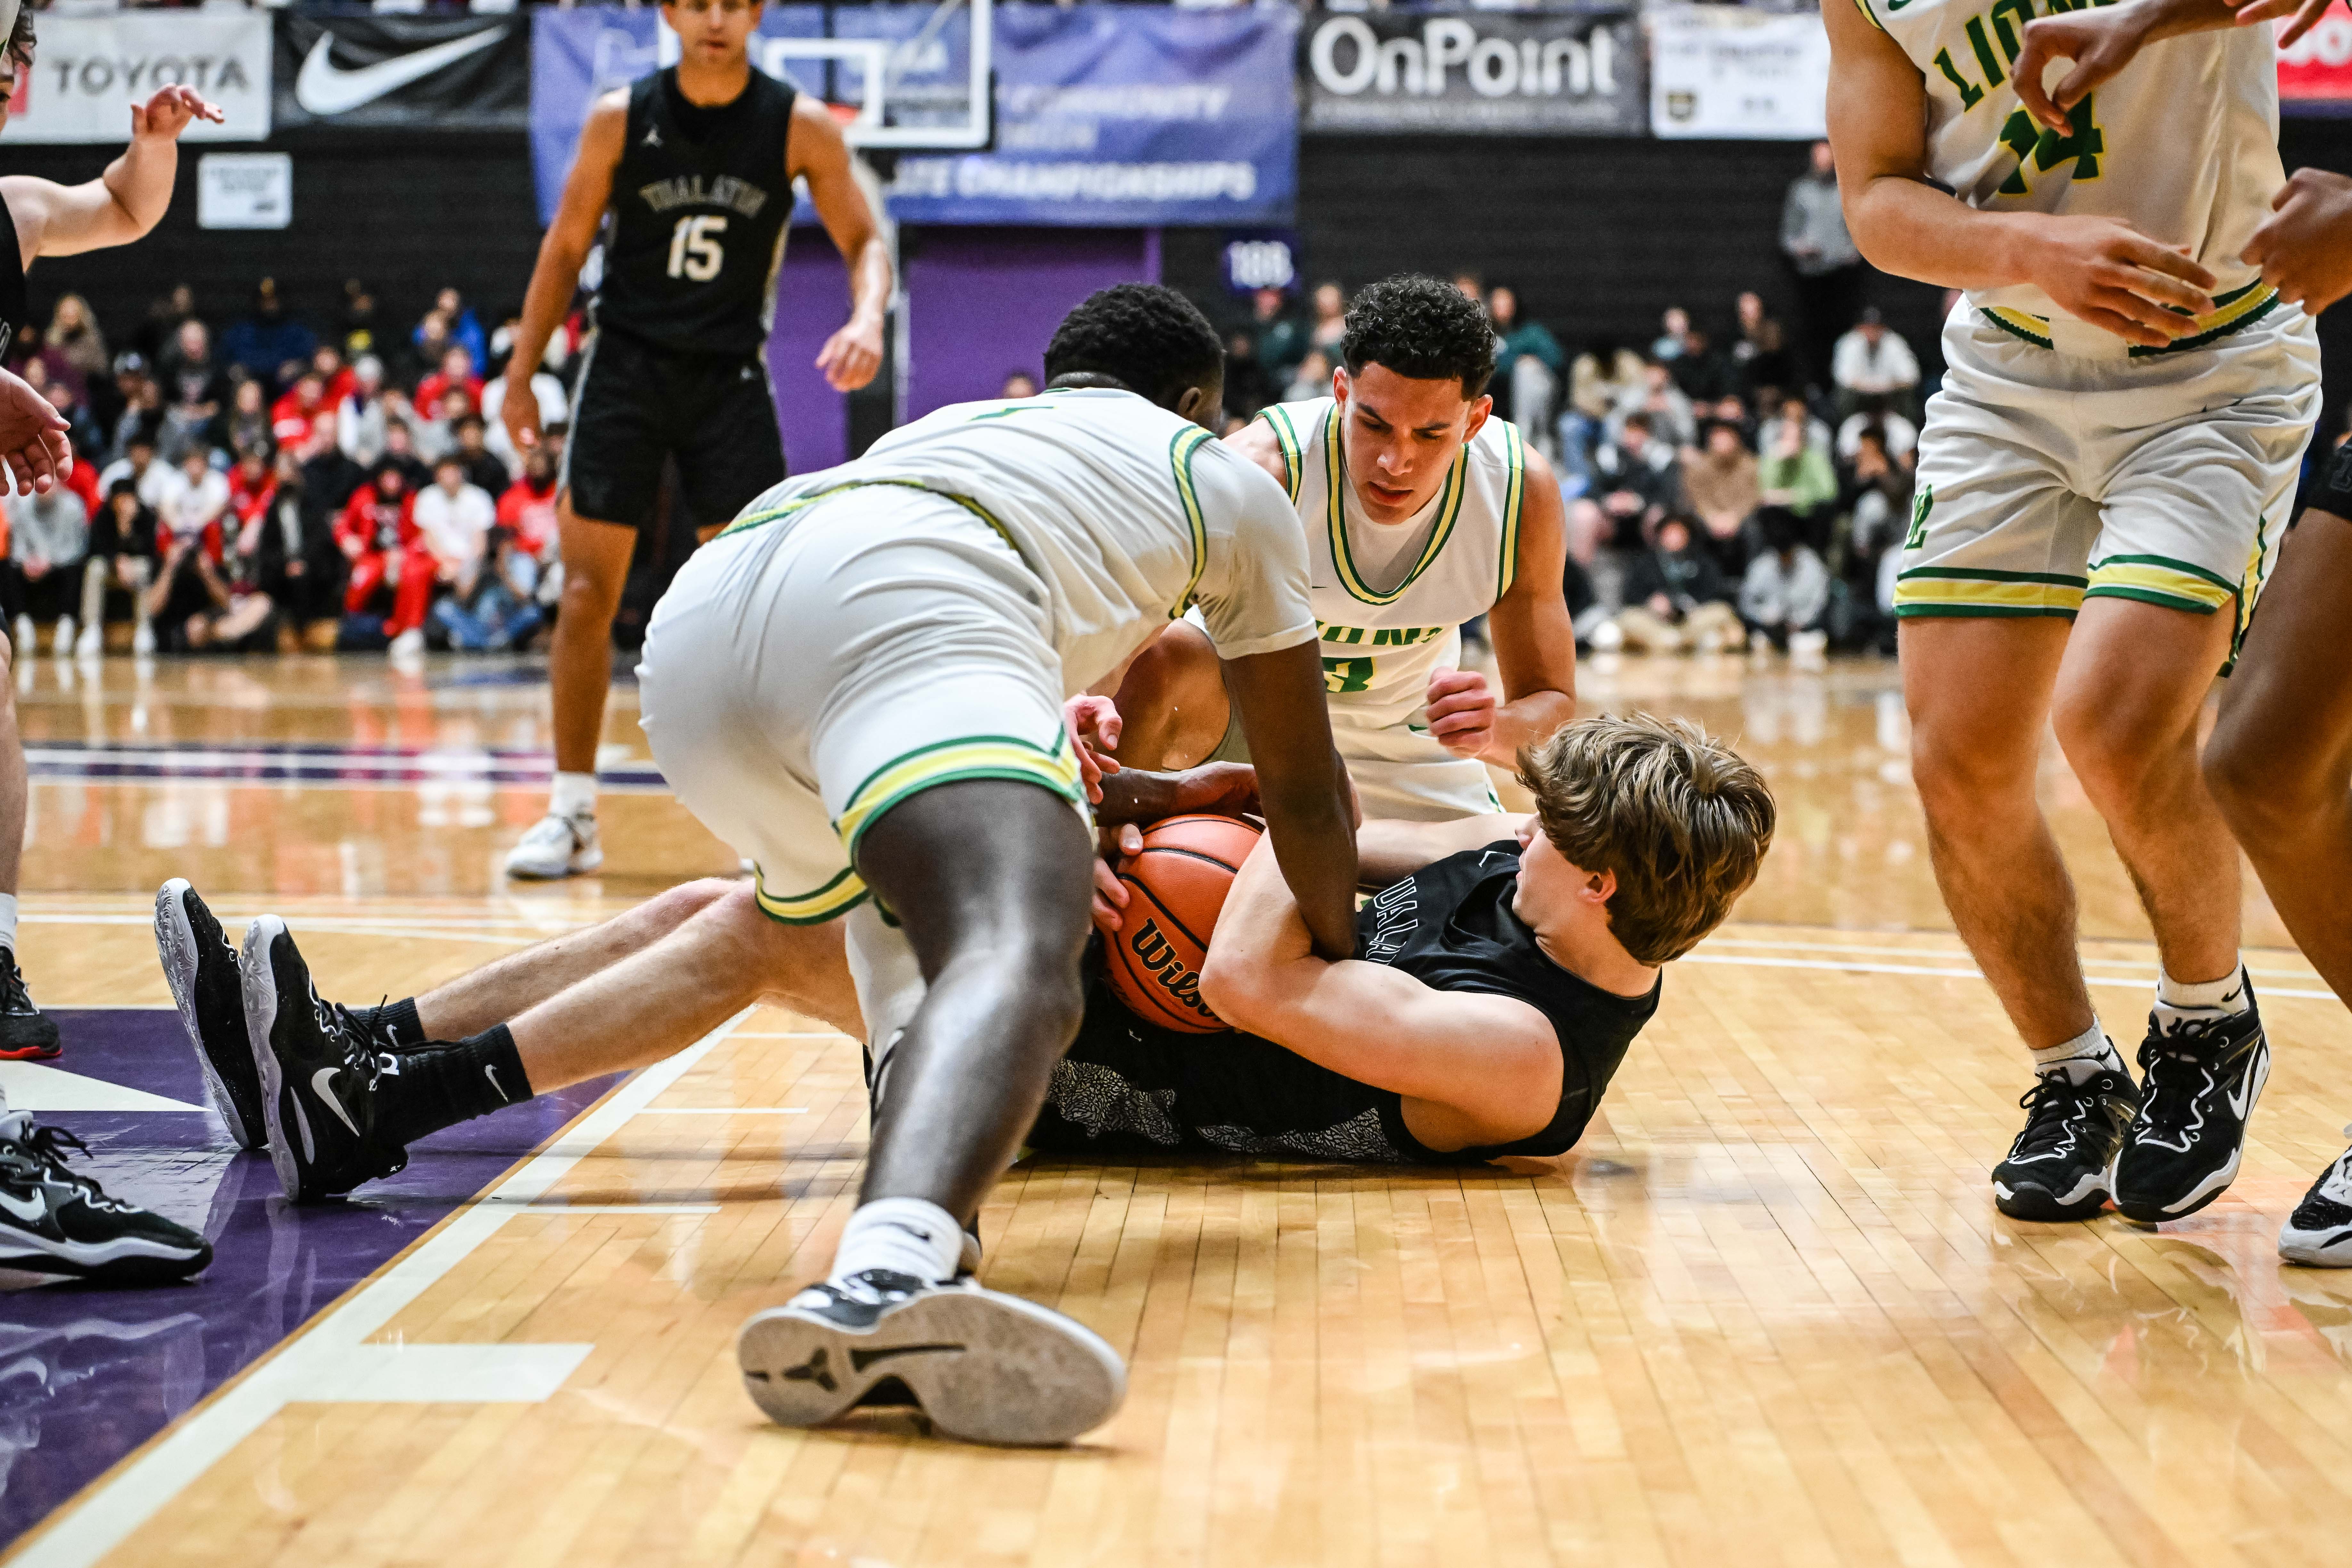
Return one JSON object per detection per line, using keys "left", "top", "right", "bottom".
{"left": 1823, "top": 0, "right": 2323, "bottom": 1224}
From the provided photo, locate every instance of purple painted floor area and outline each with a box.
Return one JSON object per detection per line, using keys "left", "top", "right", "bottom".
{"left": 0, "top": 1009, "right": 618, "bottom": 1550}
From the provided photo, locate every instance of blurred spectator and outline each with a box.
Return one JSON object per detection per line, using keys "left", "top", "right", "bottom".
{"left": 414, "top": 346, "right": 483, "bottom": 418}
{"left": 1222, "top": 332, "right": 1276, "bottom": 423}
{"left": 337, "top": 356, "right": 390, "bottom": 467}
{"left": 143, "top": 508, "right": 229, "bottom": 654}
{"left": 1782, "top": 141, "right": 1865, "bottom": 392}
{"left": 1488, "top": 286, "right": 1562, "bottom": 446}
{"left": 46, "top": 295, "right": 108, "bottom": 398}
{"left": 1306, "top": 282, "right": 1347, "bottom": 359}
{"left": 13, "top": 326, "right": 81, "bottom": 412}
{"left": 78, "top": 479, "right": 158, "bottom": 657}
{"left": 497, "top": 444, "right": 561, "bottom": 564}
{"left": 409, "top": 309, "right": 454, "bottom": 388}
{"left": 1757, "top": 394, "right": 1834, "bottom": 463}
{"left": 432, "top": 287, "right": 488, "bottom": 370}
{"left": 224, "top": 377, "right": 271, "bottom": 457}
{"left": 1607, "top": 360, "right": 1694, "bottom": 447}
{"left": 98, "top": 428, "right": 171, "bottom": 512}
{"left": 1247, "top": 287, "right": 1307, "bottom": 380}
{"left": 221, "top": 279, "right": 315, "bottom": 390}
{"left": 1740, "top": 506, "right": 1831, "bottom": 657}
{"left": 1842, "top": 423, "right": 1916, "bottom": 587}
{"left": 1731, "top": 291, "right": 1795, "bottom": 402}
{"left": 264, "top": 445, "right": 340, "bottom": 646}
{"left": 413, "top": 453, "right": 494, "bottom": 591}
{"left": 450, "top": 416, "right": 511, "bottom": 496}
{"left": 480, "top": 354, "right": 567, "bottom": 475}
{"left": 159, "top": 321, "right": 228, "bottom": 462}
{"left": 1679, "top": 422, "right": 1760, "bottom": 557}
{"left": 1758, "top": 412, "right": 1840, "bottom": 522}
{"left": 998, "top": 371, "right": 1037, "bottom": 399}
{"left": 1603, "top": 515, "right": 1743, "bottom": 654}
{"left": 133, "top": 283, "right": 197, "bottom": 367}
{"left": 310, "top": 344, "right": 356, "bottom": 406}
{"left": 340, "top": 282, "right": 381, "bottom": 365}
{"left": 378, "top": 419, "right": 432, "bottom": 493}
{"left": 271, "top": 371, "right": 335, "bottom": 453}
{"left": 1451, "top": 272, "right": 1484, "bottom": 308}
{"left": 156, "top": 445, "right": 231, "bottom": 555}
{"left": 336, "top": 462, "right": 433, "bottom": 655}
{"left": 30, "top": 361, "right": 101, "bottom": 462}
{"left": 1666, "top": 325, "right": 1736, "bottom": 405}
{"left": 172, "top": 503, "right": 280, "bottom": 653}
{"left": 106, "top": 356, "right": 161, "bottom": 466}
{"left": 1283, "top": 349, "right": 1331, "bottom": 406}
{"left": 7, "top": 480, "right": 89, "bottom": 656}
{"left": 1573, "top": 411, "right": 1680, "bottom": 565}
{"left": 434, "top": 523, "right": 545, "bottom": 653}
{"left": 1831, "top": 309, "right": 1921, "bottom": 421}
{"left": 1836, "top": 400, "right": 1918, "bottom": 463}
{"left": 227, "top": 444, "right": 276, "bottom": 531}
{"left": 1651, "top": 307, "right": 1691, "bottom": 364}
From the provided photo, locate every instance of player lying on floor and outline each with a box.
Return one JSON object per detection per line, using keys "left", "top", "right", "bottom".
{"left": 154, "top": 713, "right": 1771, "bottom": 1203}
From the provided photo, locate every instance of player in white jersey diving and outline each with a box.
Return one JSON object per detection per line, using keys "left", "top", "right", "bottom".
{"left": 1103, "top": 273, "right": 1576, "bottom": 822}
{"left": 1823, "top": 0, "right": 2323, "bottom": 1225}
{"left": 228, "top": 284, "right": 1358, "bottom": 1446}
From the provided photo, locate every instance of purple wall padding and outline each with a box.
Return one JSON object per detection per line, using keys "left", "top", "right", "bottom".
{"left": 767, "top": 239, "right": 856, "bottom": 476}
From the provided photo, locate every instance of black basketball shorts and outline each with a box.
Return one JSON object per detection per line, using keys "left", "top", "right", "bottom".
{"left": 2309, "top": 434, "right": 2352, "bottom": 525}
{"left": 560, "top": 326, "right": 788, "bottom": 531}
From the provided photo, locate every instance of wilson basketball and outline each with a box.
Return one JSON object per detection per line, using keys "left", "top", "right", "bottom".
{"left": 1102, "top": 813, "right": 1265, "bottom": 1034}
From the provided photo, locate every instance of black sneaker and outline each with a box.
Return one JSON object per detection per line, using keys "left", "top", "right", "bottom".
{"left": 2278, "top": 1132, "right": 2352, "bottom": 1265}
{"left": 155, "top": 880, "right": 265, "bottom": 1150}
{"left": 0, "top": 1111, "right": 211, "bottom": 1282}
{"left": 0, "top": 947, "right": 59, "bottom": 1061}
{"left": 736, "top": 1269, "right": 1126, "bottom": 1446}
{"left": 2114, "top": 985, "right": 2269, "bottom": 1223}
{"left": 1992, "top": 1069, "right": 2140, "bottom": 1221}
{"left": 239, "top": 915, "right": 409, "bottom": 1203}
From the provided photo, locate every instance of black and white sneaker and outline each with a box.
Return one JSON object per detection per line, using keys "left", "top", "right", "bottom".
{"left": 2279, "top": 1131, "right": 2352, "bottom": 1265}
{"left": 0, "top": 1111, "right": 211, "bottom": 1282}
{"left": 155, "top": 880, "right": 265, "bottom": 1150}
{"left": 1992, "top": 1069, "right": 2140, "bottom": 1221}
{"left": 2114, "top": 986, "right": 2270, "bottom": 1223}
{"left": 239, "top": 915, "right": 409, "bottom": 1203}
{"left": 0, "top": 947, "right": 59, "bottom": 1061}
{"left": 736, "top": 1269, "right": 1126, "bottom": 1446}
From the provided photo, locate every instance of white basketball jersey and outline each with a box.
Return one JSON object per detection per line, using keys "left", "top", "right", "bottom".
{"left": 1253, "top": 397, "right": 1527, "bottom": 733}
{"left": 1860, "top": 0, "right": 2284, "bottom": 325}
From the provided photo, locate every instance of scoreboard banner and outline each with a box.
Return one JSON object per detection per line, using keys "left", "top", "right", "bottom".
{"left": 1647, "top": 5, "right": 1829, "bottom": 140}
{"left": 2278, "top": 11, "right": 2352, "bottom": 113}
{"left": 1299, "top": 4, "right": 1646, "bottom": 137}
{"left": 3, "top": 14, "right": 270, "bottom": 144}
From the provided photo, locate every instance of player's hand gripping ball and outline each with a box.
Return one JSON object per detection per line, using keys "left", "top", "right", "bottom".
{"left": 1102, "top": 813, "right": 1264, "bottom": 1034}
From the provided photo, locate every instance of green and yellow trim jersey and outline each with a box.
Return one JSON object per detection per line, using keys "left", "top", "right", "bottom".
{"left": 1250, "top": 397, "right": 1528, "bottom": 733}
{"left": 1861, "top": 0, "right": 2285, "bottom": 327}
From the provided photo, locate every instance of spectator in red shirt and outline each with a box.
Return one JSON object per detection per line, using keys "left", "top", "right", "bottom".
{"left": 413, "top": 345, "right": 482, "bottom": 420}
{"left": 271, "top": 371, "right": 333, "bottom": 453}
{"left": 496, "top": 444, "right": 560, "bottom": 561}
{"left": 334, "top": 462, "right": 433, "bottom": 651}
{"left": 310, "top": 342, "right": 356, "bottom": 408}
{"left": 227, "top": 443, "right": 276, "bottom": 528}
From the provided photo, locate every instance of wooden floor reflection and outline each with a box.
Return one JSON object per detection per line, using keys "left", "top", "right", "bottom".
{"left": 16, "top": 651, "right": 2352, "bottom": 1568}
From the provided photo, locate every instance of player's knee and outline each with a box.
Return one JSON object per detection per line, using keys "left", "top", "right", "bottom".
{"left": 558, "top": 559, "right": 627, "bottom": 620}
{"left": 2049, "top": 693, "right": 2177, "bottom": 814}
{"left": 1907, "top": 721, "right": 2028, "bottom": 821}
{"left": 2204, "top": 716, "right": 2330, "bottom": 840}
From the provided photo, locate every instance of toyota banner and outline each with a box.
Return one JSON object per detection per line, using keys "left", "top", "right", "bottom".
{"left": 3, "top": 14, "right": 271, "bottom": 144}
{"left": 1300, "top": 4, "right": 1645, "bottom": 136}
{"left": 275, "top": 12, "right": 529, "bottom": 134}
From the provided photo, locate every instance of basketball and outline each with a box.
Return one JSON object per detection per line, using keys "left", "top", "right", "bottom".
{"left": 1102, "top": 813, "right": 1265, "bottom": 1033}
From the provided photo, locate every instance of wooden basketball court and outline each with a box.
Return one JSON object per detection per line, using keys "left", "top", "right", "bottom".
{"left": 9, "top": 650, "right": 2352, "bottom": 1568}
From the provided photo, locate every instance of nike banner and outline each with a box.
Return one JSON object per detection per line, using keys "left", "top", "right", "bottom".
{"left": 2, "top": 14, "right": 270, "bottom": 144}
{"left": 274, "top": 13, "right": 528, "bottom": 134}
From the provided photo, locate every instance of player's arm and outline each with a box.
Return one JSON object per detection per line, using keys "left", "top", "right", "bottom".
{"left": 1222, "top": 641, "right": 1359, "bottom": 959}
{"left": 1355, "top": 814, "right": 1525, "bottom": 890}
{"left": 0, "top": 87, "right": 219, "bottom": 264}
{"left": 501, "top": 91, "right": 627, "bottom": 453}
{"left": 1431, "top": 446, "right": 1576, "bottom": 767}
{"left": 1221, "top": 418, "right": 1294, "bottom": 495}
{"left": 1200, "top": 836, "right": 1560, "bottom": 1145}
{"left": 1822, "top": 0, "right": 2217, "bottom": 348}
{"left": 787, "top": 96, "right": 891, "bottom": 393}
{"left": 2015, "top": 0, "right": 2339, "bottom": 131}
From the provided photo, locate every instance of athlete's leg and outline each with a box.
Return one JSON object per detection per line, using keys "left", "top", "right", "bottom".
{"left": 547, "top": 503, "right": 640, "bottom": 777}
{"left": 1901, "top": 616, "right": 2086, "bottom": 1046}
{"left": 2049, "top": 597, "right": 2241, "bottom": 984}
{"left": 852, "top": 780, "right": 1094, "bottom": 1219}
{"left": 1109, "top": 621, "right": 1231, "bottom": 771}
{"left": 2207, "top": 509, "right": 2352, "bottom": 1001}
{"left": 343, "top": 551, "right": 385, "bottom": 616}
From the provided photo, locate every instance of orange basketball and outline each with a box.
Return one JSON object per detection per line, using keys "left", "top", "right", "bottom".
{"left": 1102, "top": 813, "right": 1265, "bottom": 1034}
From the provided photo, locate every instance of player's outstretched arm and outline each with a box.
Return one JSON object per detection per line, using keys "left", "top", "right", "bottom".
{"left": 1823, "top": 0, "right": 2216, "bottom": 347}
{"left": 789, "top": 97, "right": 891, "bottom": 393}
{"left": 0, "top": 86, "right": 220, "bottom": 263}
{"left": 1436, "top": 446, "right": 1575, "bottom": 767}
{"left": 501, "top": 91, "right": 627, "bottom": 454}
{"left": 1223, "top": 641, "right": 1359, "bottom": 958}
{"left": 1200, "top": 836, "right": 1560, "bottom": 1148}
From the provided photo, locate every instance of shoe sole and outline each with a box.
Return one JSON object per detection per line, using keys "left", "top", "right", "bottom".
{"left": 737, "top": 1285, "right": 1126, "bottom": 1446}
{"left": 2114, "top": 1043, "right": 2270, "bottom": 1224}
{"left": 239, "top": 915, "right": 304, "bottom": 1203}
{"left": 503, "top": 844, "right": 604, "bottom": 880}
{"left": 0, "top": 1227, "right": 211, "bottom": 1283}
{"left": 2280, "top": 1227, "right": 2352, "bottom": 1267}
{"left": 1993, "top": 1172, "right": 2112, "bottom": 1223}
{"left": 156, "top": 881, "right": 262, "bottom": 1151}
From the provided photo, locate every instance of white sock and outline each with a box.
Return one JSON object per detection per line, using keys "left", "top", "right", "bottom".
{"left": 2031, "top": 1020, "right": 2126, "bottom": 1085}
{"left": 0, "top": 892, "right": 22, "bottom": 954}
{"left": 2157, "top": 960, "right": 2248, "bottom": 1016}
{"left": 831, "top": 1198, "right": 965, "bottom": 1286}
{"left": 549, "top": 771, "right": 597, "bottom": 820}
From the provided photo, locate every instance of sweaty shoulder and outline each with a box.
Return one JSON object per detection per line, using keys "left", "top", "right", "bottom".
{"left": 1221, "top": 417, "right": 1291, "bottom": 494}
{"left": 1187, "top": 438, "right": 1314, "bottom": 661}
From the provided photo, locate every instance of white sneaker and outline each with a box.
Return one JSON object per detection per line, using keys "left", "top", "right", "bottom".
{"left": 1790, "top": 629, "right": 1829, "bottom": 666}
{"left": 12, "top": 615, "right": 31, "bottom": 658}
{"left": 131, "top": 621, "right": 156, "bottom": 657}
{"left": 1587, "top": 619, "right": 1625, "bottom": 653}
{"left": 504, "top": 811, "right": 603, "bottom": 879}
{"left": 72, "top": 622, "right": 99, "bottom": 660}
{"left": 388, "top": 628, "right": 426, "bottom": 659}
{"left": 50, "top": 616, "right": 74, "bottom": 658}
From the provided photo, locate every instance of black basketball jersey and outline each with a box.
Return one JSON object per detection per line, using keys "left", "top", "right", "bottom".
{"left": 592, "top": 67, "right": 796, "bottom": 358}
{"left": 0, "top": 186, "right": 27, "bottom": 363}
{"left": 1029, "top": 842, "right": 1661, "bottom": 1165}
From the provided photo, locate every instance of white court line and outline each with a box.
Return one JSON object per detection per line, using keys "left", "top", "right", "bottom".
{"left": 500, "top": 1203, "right": 723, "bottom": 1216}
{"left": 21, "top": 914, "right": 553, "bottom": 946}
{"left": 11, "top": 1012, "right": 750, "bottom": 1568}
{"left": 1681, "top": 951, "right": 2337, "bottom": 1001}
{"left": 1701, "top": 935, "right": 2323, "bottom": 983}
{"left": 728, "top": 1031, "right": 848, "bottom": 1039}
{"left": 635, "top": 1107, "right": 807, "bottom": 1115}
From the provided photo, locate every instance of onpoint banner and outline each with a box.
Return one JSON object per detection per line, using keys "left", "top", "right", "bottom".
{"left": 1299, "top": 5, "right": 1645, "bottom": 136}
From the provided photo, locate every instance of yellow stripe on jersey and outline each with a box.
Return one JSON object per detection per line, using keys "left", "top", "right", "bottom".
{"left": 1496, "top": 420, "right": 1526, "bottom": 599}
{"left": 1257, "top": 404, "right": 1305, "bottom": 503}
{"left": 1980, "top": 283, "right": 2282, "bottom": 358}
{"left": 1324, "top": 408, "right": 1468, "bottom": 607}
{"left": 2085, "top": 554, "right": 2237, "bottom": 615}
{"left": 1168, "top": 425, "right": 1212, "bottom": 619}
{"left": 834, "top": 733, "right": 1085, "bottom": 864}
{"left": 717, "top": 479, "right": 1019, "bottom": 554}
{"left": 752, "top": 864, "right": 868, "bottom": 926}
{"left": 1892, "top": 567, "right": 2086, "bottom": 618}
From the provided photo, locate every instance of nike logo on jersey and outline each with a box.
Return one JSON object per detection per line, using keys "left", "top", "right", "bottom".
{"left": 312, "top": 1068, "right": 362, "bottom": 1134}
{"left": 644, "top": 124, "right": 663, "bottom": 147}
{"left": 0, "top": 1187, "right": 45, "bottom": 1224}
{"left": 294, "top": 26, "right": 505, "bottom": 117}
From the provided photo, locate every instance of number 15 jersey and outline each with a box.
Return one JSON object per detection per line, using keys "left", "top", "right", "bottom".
{"left": 594, "top": 66, "right": 798, "bottom": 357}
{"left": 1857, "top": 0, "right": 2283, "bottom": 326}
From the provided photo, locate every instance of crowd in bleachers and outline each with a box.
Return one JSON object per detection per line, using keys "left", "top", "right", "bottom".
{"left": 1, "top": 277, "right": 570, "bottom": 660}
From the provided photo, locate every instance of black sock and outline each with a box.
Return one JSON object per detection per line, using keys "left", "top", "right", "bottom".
{"left": 349, "top": 997, "right": 426, "bottom": 1049}
{"left": 373, "top": 1025, "right": 534, "bottom": 1148}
